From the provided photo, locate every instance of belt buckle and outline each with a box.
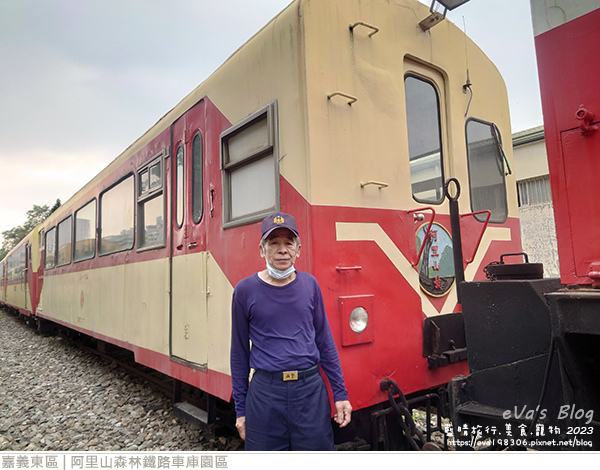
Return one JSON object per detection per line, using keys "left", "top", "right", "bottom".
{"left": 283, "top": 370, "right": 298, "bottom": 381}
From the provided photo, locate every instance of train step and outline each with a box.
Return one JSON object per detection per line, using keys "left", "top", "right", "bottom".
{"left": 455, "top": 401, "right": 511, "bottom": 421}
{"left": 173, "top": 401, "right": 210, "bottom": 428}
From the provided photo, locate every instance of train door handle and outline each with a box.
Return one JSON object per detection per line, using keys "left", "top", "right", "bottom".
{"left": 188, "top": 242, "right": 198, "bottom": 249}
{"left": 210, "top": 184, "right": 216, "bottom": 218}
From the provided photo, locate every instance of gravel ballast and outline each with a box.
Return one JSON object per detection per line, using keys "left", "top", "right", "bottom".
{"left": 0, "top": 308, "right": 241, "bottom": 452}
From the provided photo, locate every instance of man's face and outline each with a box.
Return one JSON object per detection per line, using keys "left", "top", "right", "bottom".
{"left": 260, "top": 228, "right": 301, "bottom": 271}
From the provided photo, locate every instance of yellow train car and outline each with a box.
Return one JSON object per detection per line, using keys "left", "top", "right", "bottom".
{"left": 2, "top": 0, "right": 521, "bottom": 448}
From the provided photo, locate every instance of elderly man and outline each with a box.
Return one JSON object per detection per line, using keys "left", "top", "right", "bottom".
{"left": 230, "top": 211, "right": 352, "bottom": 451}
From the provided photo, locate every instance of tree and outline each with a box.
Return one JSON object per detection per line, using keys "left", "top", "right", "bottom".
{"left": 0, "top": 199, "right": 61, "bottom": 260}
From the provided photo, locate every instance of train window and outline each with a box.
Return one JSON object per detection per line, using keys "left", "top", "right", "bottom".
{"left": 57, "top": 217, "right": 73, "bottom": 266}
{"left": 221, "top": 101, "right": 278, "bottom": 228}
{"left": 140, "top": 171, "right": 149, "bottom": 194}
{"left": 139, "top": 196, "right": 164, "bottom": 249}
{"left": 6, "top": 255, "right": 12, "bottom": 282}
{"left": 137, "top": 151, "right": 166, "bottom": 251}
{"left": 74, "top": 200, "right": 96, "bottom": 262}
{"left": 192, "top": 133, "right": 203, "bottom": 224}
{"left": 404, "top": 75, "right": 445, "bottom": 204}
{"left": 149, "top": 162, "right": 161, "bottom": 191}
{"left": 19, "top": 245, "right": 26, "bottom": 280}
{"left": 176, "top": 145, "right": 184, "bottom": 228}
{"left": 7, "top": 255, "right": 13, "bottom": 282}
{"left": 466, "top": 119, "right": 508, "bottom": 223}
{"left": 45, "top": 227, "right": 56, "bottom": 270}
{"left": 8, "top": 245, "right": 26, "bottom": 282}
{"left": 99, "top": 175, "right": 135, "bottom": 255}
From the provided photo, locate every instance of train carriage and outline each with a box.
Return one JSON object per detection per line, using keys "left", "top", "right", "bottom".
{"left": 1, "top": 0, "right": 521, "bottom": 449}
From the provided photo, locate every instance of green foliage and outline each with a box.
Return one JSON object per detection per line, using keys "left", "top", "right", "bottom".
{"left": 0, "top": 199, "right": 61, "bottom": 260}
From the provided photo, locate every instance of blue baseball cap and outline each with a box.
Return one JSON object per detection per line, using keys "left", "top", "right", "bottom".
{"left": 261, "top": 212, "right": 299, "bottom": 239}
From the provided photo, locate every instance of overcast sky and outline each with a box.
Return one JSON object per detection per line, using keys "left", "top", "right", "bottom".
{"left": 0, "top": 0, "right": 541, "bottom": 245}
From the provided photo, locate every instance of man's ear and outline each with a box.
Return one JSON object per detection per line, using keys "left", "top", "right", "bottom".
{"left": 296, "top": 244, "right": 301, "bottom": 259}
{"left": 259, "top": 242, "right": 265, "bottom": 258}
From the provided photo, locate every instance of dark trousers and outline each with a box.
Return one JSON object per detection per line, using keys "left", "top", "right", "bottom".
{"left": 245, "top": 368, "right": 334, "bottom": 451}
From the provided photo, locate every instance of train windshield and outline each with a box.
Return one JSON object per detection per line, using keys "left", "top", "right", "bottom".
{"left": 404, "top": 75, "right": 445, "bottom": 204}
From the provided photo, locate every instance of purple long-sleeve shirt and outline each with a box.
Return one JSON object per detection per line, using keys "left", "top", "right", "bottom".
{"left": 230, "top": 271, "right": 349, "bottom": 418}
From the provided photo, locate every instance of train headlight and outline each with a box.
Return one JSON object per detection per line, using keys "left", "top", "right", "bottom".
{"left": 349, "top": 307, "right": 369, "bottom": 333}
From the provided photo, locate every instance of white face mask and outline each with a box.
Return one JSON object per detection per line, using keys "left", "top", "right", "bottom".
{"left": 266, "top": 261, "right": 296, "bottom": 280}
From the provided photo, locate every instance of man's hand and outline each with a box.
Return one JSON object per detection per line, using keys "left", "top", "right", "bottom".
{"left": 236, "top": 416, "right": 246, "bottom": 440}
{"left": 334, "top": 400, "right": 352, "bottom": 428}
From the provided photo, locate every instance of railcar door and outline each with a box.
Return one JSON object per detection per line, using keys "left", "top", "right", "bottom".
{"left": 560, "top": 128, "right": 600, "bottom": 280}
{"left": 1, "top": 261, "right": 5, "bottom": 304}
{"left": 170, "top": 100, "right": 209, "bottom": 369}
{"left": 24, "top": 243, "right": 30, "bottom": 310}
{"left": 14, "top": 243, "right": 29, "bottom": 312}
{"left": 0, "top": 263, "right": 3, "bottom": 303}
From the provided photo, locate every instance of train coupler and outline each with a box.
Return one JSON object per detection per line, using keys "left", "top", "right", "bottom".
{"left": 374, "top": 379, "right": 445, "bottom": 451}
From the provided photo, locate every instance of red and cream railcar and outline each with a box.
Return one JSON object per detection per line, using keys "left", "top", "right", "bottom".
{"left": 1, "top": 0, "right": 521, "bottom": 447}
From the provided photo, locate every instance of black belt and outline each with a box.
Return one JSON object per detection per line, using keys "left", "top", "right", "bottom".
{"left": 255, "top": 364, "right": 319, "bottom": 382}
